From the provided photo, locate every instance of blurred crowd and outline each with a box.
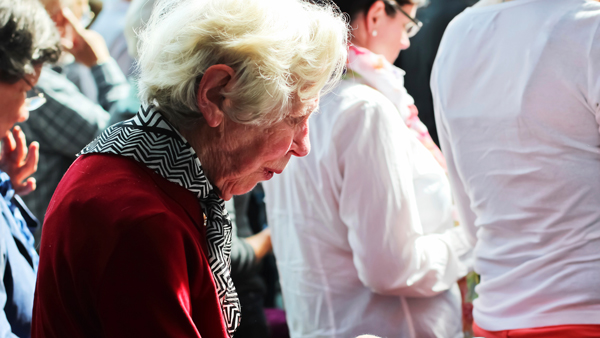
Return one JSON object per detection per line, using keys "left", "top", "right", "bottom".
{"left": 1, "top": 0, "right": 599, "bottom": 337}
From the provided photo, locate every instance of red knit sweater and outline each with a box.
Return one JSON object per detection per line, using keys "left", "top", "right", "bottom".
{"left": 32, "top": 154, "right": 229, "bottom": 338}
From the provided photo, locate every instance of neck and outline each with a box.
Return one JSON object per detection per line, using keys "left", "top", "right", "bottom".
{"left": 179, "top": 122, "right": 235, "bottom": 200}
{"left": 348, "top": 15, "right": 369, "bottom": 52}
{"left": 180, "top": 124, "right": 219, "bottom": 185}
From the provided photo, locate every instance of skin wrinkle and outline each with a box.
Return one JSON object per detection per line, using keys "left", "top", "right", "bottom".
{"left": 181, "top": 63, "right": 316, "bottom": 201}
{"left": 186, "top": 108, "right": 313, "bottom": 201}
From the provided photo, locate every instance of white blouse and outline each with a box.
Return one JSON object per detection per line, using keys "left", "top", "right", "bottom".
{"left": 263, "top": 80, "right": 472, "bottom": 338}
{"left": 432, "top": 0, "right": 600, "bottom": 331}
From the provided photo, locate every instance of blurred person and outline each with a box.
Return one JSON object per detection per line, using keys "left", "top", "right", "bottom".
{"left": 0, "top": 0, "right": 60, "bottom": 336}
{"left": 69, "top": 0, "right": 136, "bottom": 102}
{"left": 263, "top": 0, "right": 472, "bottom": 337}
{"left": 100, "top": 0, "right": 155, "bottom": 127}
{"left": 432, "top": 0, "right": 600, "bottom": 336}
{"left": 89, "top": 0, "right": 134, "bottom": 77}
{"left": 123, "top": 0, "right": 154, "bottom": 60}
{"left": 31, "top": 0, "right": 348, "bottom": 337}
{"left": 19, "top": 0, "right": 129, "bottom": 241}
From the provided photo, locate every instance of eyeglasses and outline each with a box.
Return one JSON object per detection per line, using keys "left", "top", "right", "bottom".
{"left": 385, "top": 1, "right": 423, "bottom": 38}
{"left": 22, "top": 77, "right": 46, "bottom": 111}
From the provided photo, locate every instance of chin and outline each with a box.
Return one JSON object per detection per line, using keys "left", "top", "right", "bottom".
{"left": 17, "top": 108, "right": 30, "bottom": 124}
{"left": 219, "top": 181, "right": 260, "bottom": 201}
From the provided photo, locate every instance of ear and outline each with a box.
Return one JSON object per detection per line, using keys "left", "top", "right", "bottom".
{"left": 196, "top": 64, "right": 236, "bottom": 128}
{"left": 364, "top": 0, "right": 387, "bottom": 36}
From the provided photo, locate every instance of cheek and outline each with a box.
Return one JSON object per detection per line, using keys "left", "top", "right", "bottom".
{"left": 0, "top": 94, "right": 26, "bottom": 133}
{"left": 260, "top": 133, "right": 293, "bottom": 162}
{"left": 383, "top": 21, "right": 410, "bottom": 61}
{"left": 234, "top": 127, "right": 293, "bottom": 172}
{"left": 3, "top": 92, "right": 25, "bottom": 115}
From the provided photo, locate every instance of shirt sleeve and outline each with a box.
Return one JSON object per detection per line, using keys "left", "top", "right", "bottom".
{"left": 334, "top": 93, "right": 471, "bottom": 298}
{"left": 230, "top": 232, "right": 259, "bottom": 278}
{"left": 0, "top": 233, "right": 18, "bottom": 338}
{"left": 91, "top": 58, "right": 130, "bottom": 113}
{"left": 32, "top": 68, "right": 111, "bottom": 157}
{"left": 226, "top": 199, "right": 259, "bottom": 278}
{"left": 96, "top": 214, "right": 208, "bottom": 337}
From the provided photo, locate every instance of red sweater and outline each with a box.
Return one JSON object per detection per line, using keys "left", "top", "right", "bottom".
{"left": 32, "top": 154, "right": 229, "bottom": 338}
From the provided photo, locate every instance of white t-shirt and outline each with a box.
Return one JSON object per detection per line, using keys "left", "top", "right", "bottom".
{"left": 263, "top": 80, "right": 472, "bottom": 338}
{"left": 432, "top": 0, "right": 600, "bottom": 331}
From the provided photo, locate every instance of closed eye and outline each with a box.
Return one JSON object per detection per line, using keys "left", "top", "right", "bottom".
{"left": 287, "top": 112, "right": 311, "bottom": 126}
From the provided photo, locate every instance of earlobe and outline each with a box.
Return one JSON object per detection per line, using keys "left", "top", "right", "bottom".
{"left": 196, "top": 64, "right": 236, "bottom": 128}
{"left": 365, "top": 0, "right": 386, "bottom": 36}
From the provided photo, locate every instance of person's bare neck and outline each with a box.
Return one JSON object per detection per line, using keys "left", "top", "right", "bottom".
{"left": 473, "top": 0, "right": 514, "bottom": 8}
{"left": 349, "top": 14, "right": 368, "bottom": 50}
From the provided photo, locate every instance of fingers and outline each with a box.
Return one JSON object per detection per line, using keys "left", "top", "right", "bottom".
{"left": 0, "top": 129, "right": 15, "bottom": 169}
{"left": 22, "top": 141, "right": 39, "bottom": 176}
{"left": 10, "top": 142, "right": 38, "bottom": 196}
{"left": 60, "top": 7, "right": 109, "bottom": 67}
{"left": 2, "top": 129, "right": 16, "bottom": 156}
{"left": 0, "top": 127, "right": 38, "bottom": 196}
{"left": 60, "top": 7, "right": 82, "bottom": 54}
{"left": 14, "top": 177, "right": 36, "bottom": 197}
{"left": 12, "top": 141, "right": 38, "bottom": 183}
{"left": 11, "top": 126, "right": 27, "bottom": 165}
{"left": 61, "top": 38, "right": 74, "bottom": 52}
{"left": 61, "top": 7, "right": 86, "bottom": 37}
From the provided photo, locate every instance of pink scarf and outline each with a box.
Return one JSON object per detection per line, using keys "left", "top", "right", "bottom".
{"left": 346, "top": 45, "right": 447, "bottom": 170}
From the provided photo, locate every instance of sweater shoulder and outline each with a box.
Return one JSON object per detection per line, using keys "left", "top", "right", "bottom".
{"left": 46, "top": 153, "right": 202, "bottom": 234}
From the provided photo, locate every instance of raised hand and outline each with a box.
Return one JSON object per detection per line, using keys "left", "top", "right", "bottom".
{"left": 60, "top": 7, "right": 110, "bottom": 68}
{"left": 0, "top": 126, "right": 39, "bottom": 196}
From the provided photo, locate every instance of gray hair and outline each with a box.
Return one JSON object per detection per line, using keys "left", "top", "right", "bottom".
{"left": 0, "top": 0, "right": 61, "bottom": 83}
{"left": 136, "top": 0, "right": 350, "bottom": 129}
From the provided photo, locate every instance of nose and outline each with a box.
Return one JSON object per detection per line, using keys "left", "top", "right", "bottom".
{"left": 290, "top": 118, "right": 310, "bottom": 157}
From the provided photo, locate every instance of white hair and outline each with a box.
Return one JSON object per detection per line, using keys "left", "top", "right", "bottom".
{"left": 136, "top": 0, "right": 349, "bottom": 129}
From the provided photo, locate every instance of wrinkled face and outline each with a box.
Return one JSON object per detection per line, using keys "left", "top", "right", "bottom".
{"left": 367, "top": 4, "right": 417, "bottom": 63}
{"left": 203, "top": 98, "right": 318, "bottom": 201}
{"left": 0, "top": 65, "right": 42, "bottom": 136}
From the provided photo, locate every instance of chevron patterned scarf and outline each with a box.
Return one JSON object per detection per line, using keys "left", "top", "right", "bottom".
{"left": 79, "top": 106, "right": 241, "bottom": 336}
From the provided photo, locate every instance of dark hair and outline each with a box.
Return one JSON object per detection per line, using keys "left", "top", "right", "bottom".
{"left": 0, "top": 0, "right": 61, "bottom": 83}
{"left": 331, "top": 0, "right": 415, "bottom": 21}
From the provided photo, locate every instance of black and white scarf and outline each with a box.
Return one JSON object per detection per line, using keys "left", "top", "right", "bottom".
{"left": 79, "top": 106, "right": 242, "bottom": 336}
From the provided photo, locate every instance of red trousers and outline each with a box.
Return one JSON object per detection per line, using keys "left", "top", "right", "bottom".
{"left": 473, "top": 322, "right": 600, "bottom": 337}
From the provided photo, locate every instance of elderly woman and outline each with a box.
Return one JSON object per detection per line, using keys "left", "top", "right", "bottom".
{"left": 0, "top": 0, "right": 60, "bottom": 337}
{"left": 31, "top": 0, "right": 348, "bottom": 337}
{"left": 263, "top": 0, "right": 472, "bottom": 337}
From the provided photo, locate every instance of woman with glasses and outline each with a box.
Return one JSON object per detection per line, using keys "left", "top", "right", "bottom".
{"left": 0, "top": 0, "right": 60, "bottom": 336}
{"left": 262, "top": 0, "right": 471, "bottom": 337}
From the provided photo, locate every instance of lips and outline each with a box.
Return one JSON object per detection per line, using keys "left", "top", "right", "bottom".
{"left": 265, "top": 167, "right": 283, "bottom": 175}
{"left": 263, "top": 167, "right": 283, "bottom": 180}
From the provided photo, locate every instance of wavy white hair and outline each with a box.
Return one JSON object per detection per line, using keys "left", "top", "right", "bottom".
{"left": 136, "top": 0, "right": 349, "bottom": 129}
